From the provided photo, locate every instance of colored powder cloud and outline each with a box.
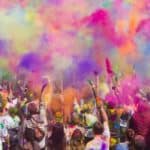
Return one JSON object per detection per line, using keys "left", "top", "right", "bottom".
{"left": 0, "top": 0, "right": 148, "bottom": 86}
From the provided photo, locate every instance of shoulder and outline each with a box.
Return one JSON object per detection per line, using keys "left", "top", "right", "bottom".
{"left": 85, "top": 140, "right": 94, "bottom": 150}
{"left": 3, "top": 115, "right": 14, "bottom": 123}
{"left": 86, "top": 139, "right": 108, "bottom": 150}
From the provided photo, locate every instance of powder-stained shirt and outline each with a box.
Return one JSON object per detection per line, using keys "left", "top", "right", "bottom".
{"left": 85, "top": 122, "right": 110, "bottom": 150}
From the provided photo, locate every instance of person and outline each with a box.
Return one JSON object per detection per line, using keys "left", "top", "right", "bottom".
{"left": 129, "top": 101, "right": 150, "bottom": 150}
{"left": 85, "top": 97, "right": 110, "bottom": 150}
{"left": 48, "top": 122, "right": 66, "bottom": 150}
{"left": 70, "top": 128, "right": 84, "bottom": 150}
{"left": 0, "top": 119, "right": 9, "bottom": 149}
{"left": 23, "top": 102, "right": 46, "bottom": 150}
{"left": 8, "top": 107, "right": 20, "bottom": 128}
{"left": 0, "top": 96, "right": 16, "bottom": 149}
{"left": 8, "top": 107, "right": 20, "bottom": 150}
{"left": 79, "top": 102, "right": 98, "bottom": 144}
{"left": 134, "top": 135, "right": 146, "bottom": 150}
{"left": 65, "top": 114, "right": 85, "bottom": 145}
{"left": 115, "top": 128, "right": 135, "bottom": 150}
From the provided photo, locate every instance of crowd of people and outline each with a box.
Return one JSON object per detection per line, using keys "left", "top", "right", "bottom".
{"left": 0, "top": 79, "right": 149, "bottom": 150}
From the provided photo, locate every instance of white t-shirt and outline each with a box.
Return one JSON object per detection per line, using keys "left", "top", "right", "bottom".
{"left": 0, "top": 115, "right": 16, "bottom": 129}
{"left": 0, "top": 114, "right": 20, "bottom": 142}
{"left": 12, "top": 116, "right": 20, "bottom": 128}
{"left": 85, "top": 122, "right": 110, "bottom": 150}
{"left": 0, "top": 115, "right": 15, "bottom": 143}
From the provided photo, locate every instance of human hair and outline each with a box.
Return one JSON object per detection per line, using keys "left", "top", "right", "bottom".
{"left": 27, "top": 102, "right": 38, "bottom": 116}
{"left": 93, "top": 122, "right": 104, "bottom": 135}
{"left": 71, "top": 128, "right": 83, "bottom": 142}
{"left": 126, "top": 129, "right": 135, "bottom": 141}
{"left": 50, "top": 122, "right": 65, "bottom": 150}
{"left": 70, "top": 128, "right": 84, "bottom": 149}
{"left": 125, "top": 129, "right": 135, "bottom": 150}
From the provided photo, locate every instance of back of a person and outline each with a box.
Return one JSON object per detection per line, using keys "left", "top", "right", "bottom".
{"left": 86, "top": 136, "right": 108, "bottom": 150}
{"left": 116, "top": 128, "right": 135, "bottom": 150}
{"left": 85, "top": 121, "right": 110, "bottom": 150}
{"left": 134, "top": 135, "right": 146, "bottom": 150}
{"left": 129, "top": 103, "right": 150, "bottom": 149}
{"left": 70, "top": 128, "right": 84, "bottom": 150}
{"left": 49, "top": 138, "right": 65, "bottom": 150}
{"left": 48, "top": 122, "right": 66, "bottom": 150}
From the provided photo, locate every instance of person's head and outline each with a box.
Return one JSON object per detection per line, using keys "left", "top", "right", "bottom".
{"left": 134, "top": 135, "right": 146, "bottom": 150}
{"left": 93, "top": 121, "right": 104, "bottom": 135}
{"left": 71, "top": 128, "right": 83, "bottom": 147}
{"left": 71, "top": 128, "right": 83, "bottom": 142}
{"left": 27, "top": 102, "right": 38, "bottom": 116}
{"left": 126, "top": 128, "right": 135, "bottom": 141}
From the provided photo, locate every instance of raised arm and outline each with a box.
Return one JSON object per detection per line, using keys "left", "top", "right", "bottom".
{"left": 96, "top": 97, "right": 108, "bottom": 123}
{"left": 96, "top": 97, "right": 110, "bottom": 144}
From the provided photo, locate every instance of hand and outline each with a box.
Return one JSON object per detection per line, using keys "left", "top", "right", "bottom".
{"left": 96, "top": 97, "right": 103, "bottom": 108}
